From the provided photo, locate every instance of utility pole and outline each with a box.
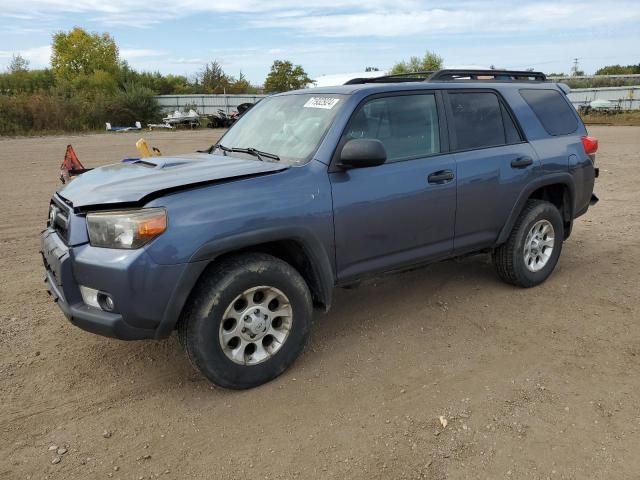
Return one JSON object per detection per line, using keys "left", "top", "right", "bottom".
{"left": 571, "top": 58, "right": 581, "bottom": 76}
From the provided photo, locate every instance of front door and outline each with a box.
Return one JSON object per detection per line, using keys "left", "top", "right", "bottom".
{"left": 329, "top": 92, "right": 457, "bottom": 282}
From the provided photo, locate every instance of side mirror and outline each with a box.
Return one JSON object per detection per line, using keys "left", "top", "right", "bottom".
{"left": 339, "top": 139, "right": 387, "bottom": 169}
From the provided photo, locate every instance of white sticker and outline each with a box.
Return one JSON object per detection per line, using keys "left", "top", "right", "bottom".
{"left": 304, "top": 97, "right": 340, "bottom": 109}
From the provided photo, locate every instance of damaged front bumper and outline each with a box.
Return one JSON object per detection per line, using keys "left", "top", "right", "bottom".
{"left": 41, "top": 228, "right": 157, "bottom": 340}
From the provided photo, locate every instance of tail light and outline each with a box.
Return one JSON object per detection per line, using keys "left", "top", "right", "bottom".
{"left": 581, "top": 136, "right": 598, "bottom": 155}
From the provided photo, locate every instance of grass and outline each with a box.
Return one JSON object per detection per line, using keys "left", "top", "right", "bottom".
{"left": 580, "top": 111, "right": 640, "bottom": 126}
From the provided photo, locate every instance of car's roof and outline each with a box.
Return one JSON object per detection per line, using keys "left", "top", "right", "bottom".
{"left": 279, "top": 81, "right": 562, "bottom": 97}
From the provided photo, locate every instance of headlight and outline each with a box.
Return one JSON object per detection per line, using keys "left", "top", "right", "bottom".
{"left": 86, "top": 208, "right": 167, "bottom": 249}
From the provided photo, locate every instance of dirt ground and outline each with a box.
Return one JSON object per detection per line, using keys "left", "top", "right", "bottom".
{"left": 1, "top": 126, "right": 639, "bottom": 480}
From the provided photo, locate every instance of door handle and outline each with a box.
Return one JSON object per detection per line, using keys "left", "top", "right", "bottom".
{"left": 511, "top": 156, "right": 533, "bottom": 168}
{"left": 427, "top": 170, "right": 455, "bottom": 184}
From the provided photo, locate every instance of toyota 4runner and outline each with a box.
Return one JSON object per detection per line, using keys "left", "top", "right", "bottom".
{"left": 41, "top": 69, "right": 599, "bottom": 389}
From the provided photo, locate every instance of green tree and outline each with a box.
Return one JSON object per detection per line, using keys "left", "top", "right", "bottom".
{"left": 228, "top": 71, "right": 253, "bottom": 94}
{"left": 263, "top": 60, "right": 312, "bottom": 93}
{"left": 198, "top": 60, "right": 231, "bottom": 93}
{"left": 390, "top": 50, "right": 443, "bottom": 75}
{"left": 51, "top": 27, "right": 119, "bottom": 81}
{"left": 595, "top": 64, "right": 640, "bottom": 75}
{"left": 8, "top": 54, "right": 29, "bottom": 73}
{"left": 109, "top": 82, "right": 161, "bottom": 124}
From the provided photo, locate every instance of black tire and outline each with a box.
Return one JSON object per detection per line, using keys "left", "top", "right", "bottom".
{"left": 493, "top": 200, "right": 564, "bottom": 288}
{"left": 178, "top": 253, "right": 313, "bottom": 389}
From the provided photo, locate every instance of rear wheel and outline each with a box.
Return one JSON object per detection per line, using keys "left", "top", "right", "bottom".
{"left": 493, "top": 200, "right": 564, "bottom": 287}
{"left": 179, "top": 253, "right": 313, "bottom": 389}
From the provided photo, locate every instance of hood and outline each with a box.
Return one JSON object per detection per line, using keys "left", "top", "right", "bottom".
{"left": 58, "top": 153, "right": 289, "bottom": 209}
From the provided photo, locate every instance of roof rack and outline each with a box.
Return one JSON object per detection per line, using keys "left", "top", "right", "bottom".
{"left": 344, "top": 71, "right": 435, "bottom": 85}
{"left": 430, "top": 69, "right": 546, "bottom": 82}
{"left": 344, "top": 69, "right": 547, "bottom": 85}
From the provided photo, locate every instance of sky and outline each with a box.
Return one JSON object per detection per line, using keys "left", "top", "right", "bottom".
{"left": 1, "top": 0, "right": 639, "bottom": 84}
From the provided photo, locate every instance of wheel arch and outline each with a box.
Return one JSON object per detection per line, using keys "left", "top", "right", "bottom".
{"left": 497, "top": 174, "right": 576, "bottom": 245}
{"left": 192, "top": 228, "right": 334, "bottom": 308}
{"left": 211, "top": 239, "right": 333, "bottom": 312}
{"left": 155, "top": 231, "right": 335, "bottom": 339}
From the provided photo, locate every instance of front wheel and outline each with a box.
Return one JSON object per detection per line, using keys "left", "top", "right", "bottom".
{"left": 493, "top": 200, "right": 564, "bottom": 288}
{"left": 178, "top": 253, "right": 313, "bottom": 389}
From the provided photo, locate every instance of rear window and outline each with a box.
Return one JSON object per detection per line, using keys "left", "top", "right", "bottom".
{"left": 447, "top": 92, "right": 521, "bottom": 150}
{"left": 520, "top": 89, "right": 578, "bottom": 136}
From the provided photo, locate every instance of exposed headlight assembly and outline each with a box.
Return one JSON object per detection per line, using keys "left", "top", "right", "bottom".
{"left": 86, "top": 208, "right": 167, "bottom": 249}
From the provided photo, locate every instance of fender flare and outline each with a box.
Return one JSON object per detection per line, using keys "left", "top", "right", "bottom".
{"left": 191, "top": 226, "right": 335, "bottom": 307}
{"left": 496, "top": 173, "right": 576, "bottom": 245}
{"left": 154, "top": 227, "right": 335, "bottom": 339}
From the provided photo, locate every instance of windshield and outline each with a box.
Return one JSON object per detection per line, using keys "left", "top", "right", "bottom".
{"left": 219, "top": 93, "right": 345, "bottom": 164}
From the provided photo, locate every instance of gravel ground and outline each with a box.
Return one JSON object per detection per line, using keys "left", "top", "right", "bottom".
{"left": 1, "top": 126, "right": 639, "bottom": 480}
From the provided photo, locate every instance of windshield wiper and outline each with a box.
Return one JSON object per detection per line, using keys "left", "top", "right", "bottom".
{"left": 200, "top": 144, "right": 280, "bottom": 161}
{"left": 198, "top": 143, "right": 232, "bottom": 155}
{"left": 229, "top": 147, "right": 280, "bottom": 162}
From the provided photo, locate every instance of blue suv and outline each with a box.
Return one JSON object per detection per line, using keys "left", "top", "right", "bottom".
{"left": 41, "top": 70, "right": 599, "bottom": 389}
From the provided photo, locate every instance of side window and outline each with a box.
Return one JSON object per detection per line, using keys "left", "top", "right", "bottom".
{"left": 346, "top": 94, "right": 440, "bottom": 162}
{"left": 520, "top": 88, "right": 578, "bottom": 136}
{"left": 501, "top": 103, "right": 522, "bottom": 144}
{"left": 447, "top": 92, "right": 516, "bottom": 150}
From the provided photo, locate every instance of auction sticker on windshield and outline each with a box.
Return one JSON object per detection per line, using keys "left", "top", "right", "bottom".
{"left": 304, "top": 97, "right": 340, "bottom": 109}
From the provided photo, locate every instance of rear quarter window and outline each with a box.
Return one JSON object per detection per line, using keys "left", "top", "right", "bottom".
{"left": 520, "top": 88, "right": 578, "bottom": 136}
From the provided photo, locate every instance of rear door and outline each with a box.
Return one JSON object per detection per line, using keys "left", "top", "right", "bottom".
{"left": 329, "top": 91, "right": 458, "bottom": 281}
{"left": 444, "top": 90, "right": 540, "bottom": 252}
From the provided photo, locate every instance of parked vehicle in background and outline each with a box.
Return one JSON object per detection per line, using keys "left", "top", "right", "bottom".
{"left": 207, "top": 103, "right": 256, "bottom": 128}
{"left": 162, "top": 109, "right": 200, "bottom": 128}
{"left": 207, "top": 108, "right": 234, "bottom": 128}
{"left": 41, "top": 70, "right": 598, "bottom": 389}
{"left": 236, "top": 102, "right": 255, "bottom": 116}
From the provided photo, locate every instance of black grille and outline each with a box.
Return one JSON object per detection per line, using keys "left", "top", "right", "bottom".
{"left": 49, "top": 196, "right": 71, "bottom": 241}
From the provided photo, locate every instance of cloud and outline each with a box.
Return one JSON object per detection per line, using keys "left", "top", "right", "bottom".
{"left": 168, "top": 57, "right": 205, "bottom": 65}
{"left": 120, "top": 48, "right": 166, "bottom": 58}
{"left": 252, "top": 2, "right": 640, "bottom": 37}
{"left": 1, "top": 0, "right": 638, "bottom": 79}
{"left": 2, "top": 0, "right": 639, "bottom": 37}
{"left": 0, "top": 45, "right": 51, "bottom": 67}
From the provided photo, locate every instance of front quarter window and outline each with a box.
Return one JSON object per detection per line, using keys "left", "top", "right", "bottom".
{"left": 220, "top": 94, "right": 345, "bottom": 164}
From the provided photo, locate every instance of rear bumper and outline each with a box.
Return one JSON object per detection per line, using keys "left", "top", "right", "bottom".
{"left": 575, "top": 193, "right": 599, "bottom": 219}
{"left": 41, "top": 228, "right": 207, "bottom": 340}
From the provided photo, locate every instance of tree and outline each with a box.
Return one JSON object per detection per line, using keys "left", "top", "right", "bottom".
{"left": 8, "top": 54, "right": 29, "bottom": 73}
{"left": 390, "top": 50, "right": 443, "bottom": 75}
{"left": 198, "top": 61, "right": 231, "bottom": 93}
{"left": 595, "top": 64, "right": 640, "bottom": 75}
{"left": 109, "top": 82, "right": 161, "bottom": 124}
{"left": 264, "top": 60, "right": 312, "bottom": 93}
{"left": 365, "top": 66, "right": 380, "bottom": 72}
{"left": 228, "top": 71, "right": 255, "bottom": 94}
{"left": 51, "top": 27, "right": 119, "bottom": 81}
